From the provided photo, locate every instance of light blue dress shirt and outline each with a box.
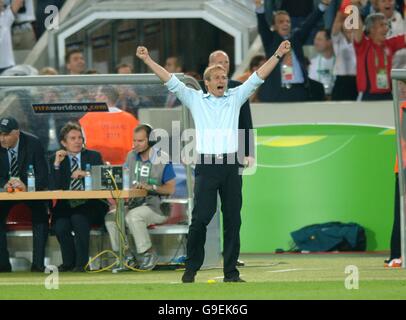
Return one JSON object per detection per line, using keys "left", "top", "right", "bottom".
{"left": 281, "top": 48, "right": 305, "bottom": 85}
{"left": 165, "top": 72, "right": 264, "bottom": 154}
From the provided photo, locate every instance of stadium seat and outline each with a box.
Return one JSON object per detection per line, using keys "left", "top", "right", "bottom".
{"left": 6, "top": 204, "right": 33, "bottom": 232}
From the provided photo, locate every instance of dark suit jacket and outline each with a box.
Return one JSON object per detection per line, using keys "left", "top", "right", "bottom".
{"left": 49, "top": 149, "right": 106, "bottom": 216}
{"left": 199, "top": 80, "right": 255, "bottom": 158}
{"left": 0, "top": 131, "right": 48, "bottom": 191}
{"left": 256, "top": 7, "right": 324, "bottom": 102}
{"left": 49, "top": 149, "right": 103, "bottom": 191}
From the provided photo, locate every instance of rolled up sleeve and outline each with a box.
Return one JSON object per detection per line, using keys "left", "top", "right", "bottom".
{"left": 234, "top": 72, "right": 264, "bottom": 106}
{"left": 165, "top": 75, "right": 198, "bottom": 110}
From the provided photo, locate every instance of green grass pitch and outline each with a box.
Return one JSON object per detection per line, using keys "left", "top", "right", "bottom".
{"left": 1, "top": 253, "right": 406, "bottom": 300}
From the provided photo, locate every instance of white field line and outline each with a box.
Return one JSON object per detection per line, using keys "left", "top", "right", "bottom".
{"left": 257, "top": 136, "right": 355, "bottom": 169}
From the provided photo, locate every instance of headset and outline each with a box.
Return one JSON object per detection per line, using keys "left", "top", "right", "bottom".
{"left": 137, "top": 123, "right": 156, "bottom": 148}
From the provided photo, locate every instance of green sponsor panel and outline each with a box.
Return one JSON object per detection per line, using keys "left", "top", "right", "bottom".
{"left": 241, "top": 125, "right": 396, "bottom": 252}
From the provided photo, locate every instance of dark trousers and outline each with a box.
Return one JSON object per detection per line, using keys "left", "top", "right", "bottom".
{"left": 331, "top": 76, "right": 358, "bottom": 101}
{"left": 362, "top": 91, "right": 393, "bottom": 101}
{"left": 0, "top": 201, "right": 48, "bottom": 269}
{"left": 272, "top": 84, "right": 309, "bottom": 103}
{"left": 52, "top": 200, "right": 107, "bottom": 269}
{"left": 186, "top": 154, "right": 242, "bottom": 279}
{"left": 390, "top": 174, "right": 401, "bottom": 260}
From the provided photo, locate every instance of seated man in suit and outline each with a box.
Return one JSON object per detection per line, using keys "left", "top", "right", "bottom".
{"left": 0, "top": 116, "right": 49, "bottom": 272}
{"left": 49, "top": 121, "right": 108, "bottom": 272}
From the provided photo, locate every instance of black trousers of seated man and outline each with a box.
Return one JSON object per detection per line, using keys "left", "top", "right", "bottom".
{"left": 0, "top": 201, "right": 48, "bottom": 270}
{"left": 185, "top": 155, "right": 242, "bottom": 279}
{"left": 52, "top": 200, "right": 107, "bottom": 270}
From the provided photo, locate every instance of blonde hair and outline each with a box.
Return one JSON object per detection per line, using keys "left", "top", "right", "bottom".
{"left": 203, "top": 64, "right": 227, "bottom": 81}
{"left": 39, "top": 67, "right": 58, "bottom": 76}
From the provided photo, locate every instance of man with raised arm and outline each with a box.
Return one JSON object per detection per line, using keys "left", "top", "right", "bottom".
{"left": 136, "top": 41, "right": 291, "bottom": 283}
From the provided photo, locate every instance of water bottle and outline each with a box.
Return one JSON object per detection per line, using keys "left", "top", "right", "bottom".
{"left": 27, "top": 165, "right": 35, "bottom": 192}
{"left": 84, "top": 164, "right": 92, "bottom": 191}
{"left": 123, "top": 164, "right": 130, "bottom": 190}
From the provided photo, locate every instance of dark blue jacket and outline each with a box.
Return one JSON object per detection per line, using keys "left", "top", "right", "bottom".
{"left": 0, "top": 131, "right": 49, "bottom": 190}
{"left": 256, "top": 7, "right": 324, "bottom": 102}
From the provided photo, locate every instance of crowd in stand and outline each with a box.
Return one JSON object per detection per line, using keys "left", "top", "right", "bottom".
{"left": 1, "top": 0, "right": 405, "bottom": 272}
{"left": 2, "top": 0, "right": 406, "bottom": 102}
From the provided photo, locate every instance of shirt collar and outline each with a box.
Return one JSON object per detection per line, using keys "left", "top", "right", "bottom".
{"left": 203, "top": 90, "right": 230, "bottom": 99}
{"left": 135, "top": 147, "right": 158, "bottom": 163}
{"left": 8, "top": 139, "right": 19, "bottom": 154}
{"left": 68, "top": 152, "right": 81, "bottom": 163}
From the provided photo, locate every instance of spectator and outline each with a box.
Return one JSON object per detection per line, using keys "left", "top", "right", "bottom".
{"left": 237, "top": 55, "right": 267, "bottom": 83}
{"left": 11, "top": 0, "right": 36, "bottom": 50}
{"left": 164, "top": 56, "right": 183, "bottom": 108}
{"left": 330, "top": 10, "right": 358, "bottom": 100}
{"left": 378, "top": 0, "right": 404, "bottom": 35}
{"left": 353, "top": 10, "right": 406, "bottom": 100}
{"left": 376, "top": 0, "right": 406, "bottom": 68}
{"left": 84, "top": 69, "right": 98, "bottom": 74}
{"left": 0, "top": 63, "right": 37, "bottom": 76}
{"left": 65, "top": 49, "right": 86, "bottom": 75}
{"left": 254, "top": 0, "right": 332, "bottom": 102}
{"left": 265, "top": 0, "right": 317, "bottom": 43}
{"left": 115, "top": 63, "right": 153, "bottom": 117}
{"left": 164, "top": 56, "right": 183, "bottom": 73}
{"left": 38, "top": 66, "right": 60, "bottom": 153}
{"left": 185, "top": 70, "right": 202, "bottom": 81}
{"left": 0, "top": 0, "right": 23, "bottom": 74}
{"left": 236, "top": 55, "right": 267, "bottom": 102}
{"left": 79, "top": 85, "right": 139, "bottom": 165}
{"left": 116, "top": 63, "right": 133, "bottom": 74}
{"left": 39, "top": 66, "right": 58, "bottom": 75}
{"left": 308, "top": 29, "right": 336, "bottom": 98}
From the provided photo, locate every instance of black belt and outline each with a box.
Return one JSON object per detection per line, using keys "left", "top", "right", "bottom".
{"left": 199, "top": 152, "right": 238, "bottom": 164}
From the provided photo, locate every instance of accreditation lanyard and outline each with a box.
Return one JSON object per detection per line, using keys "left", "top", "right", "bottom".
{"left": 281, "top": 51, "right": 294, "bottom": 82}
{"left": 373, "top": 46, "right": 389, "bottom": 90}
{"left": 317, "top": 55, "right": 336, "bottom": 85}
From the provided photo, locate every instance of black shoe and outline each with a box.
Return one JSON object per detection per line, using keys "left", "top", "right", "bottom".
{"left": 236, "top": 259, "right": 245, "bottom": 267}
{"left": 58, "top": 265, "right": 74, "bottom": 272}
{"left": 224, "top": 277, "right": 246, "bottom": 283}
{"left": 31, "top": 265, "right": 45, "bottom": 273}
{"left": 0, "top": 265, "right": 12, "bottom": 273}
{"left": 182, "top": 270, "right": 196, "bottom": 283}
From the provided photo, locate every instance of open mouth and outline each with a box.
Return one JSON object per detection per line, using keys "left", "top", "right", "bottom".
{"left": 217, "top": 86, "right": 224, "bottom": 91}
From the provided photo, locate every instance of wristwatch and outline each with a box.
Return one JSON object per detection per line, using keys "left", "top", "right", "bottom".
{"left": 274, "top": 53, "right": 282, "bottom": 60}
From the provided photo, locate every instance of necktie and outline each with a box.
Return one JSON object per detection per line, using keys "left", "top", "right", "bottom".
{"left": 9, "top": 149, "right": 19, "bottom": 178}
{"left": 70, "top": 156, "right": 82, "bottom": 190}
